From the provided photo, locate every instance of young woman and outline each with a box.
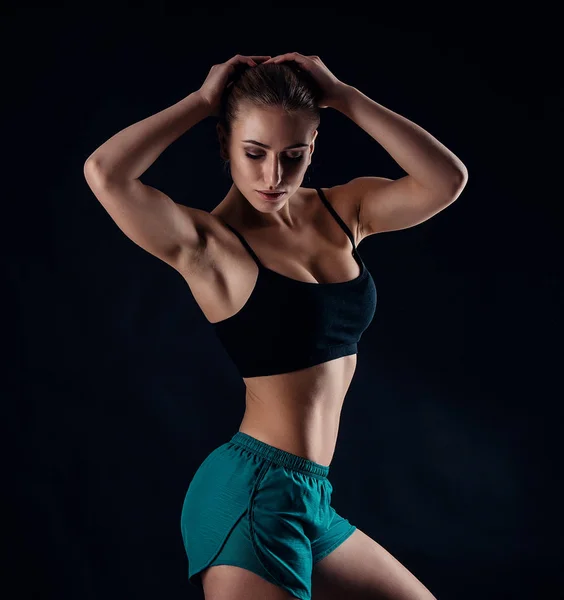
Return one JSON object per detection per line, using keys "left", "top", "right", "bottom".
{"left": 84, "top": 53, "right": 467, "bottom": 600}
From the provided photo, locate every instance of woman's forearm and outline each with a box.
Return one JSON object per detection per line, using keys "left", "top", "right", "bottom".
{"left": 84, "top": 90, "right": 212, "bottom": 182}
{"left": 333, "top": 85, "right": 467, "bottom": 192}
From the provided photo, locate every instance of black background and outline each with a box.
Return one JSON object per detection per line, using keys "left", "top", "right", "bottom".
{"left": 4, "top": 10, "right": 562, "bottom": 600}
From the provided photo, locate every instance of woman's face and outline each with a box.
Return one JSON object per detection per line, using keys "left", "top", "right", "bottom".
{"left": 219, "top": 105, "right": 318, "bottom": 213}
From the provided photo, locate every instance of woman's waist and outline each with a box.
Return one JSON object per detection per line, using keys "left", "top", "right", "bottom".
{"left": 238, "top": 396, "right": 344, "bottom": 466}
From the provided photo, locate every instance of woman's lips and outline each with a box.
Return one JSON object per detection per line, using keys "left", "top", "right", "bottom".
{"left": 256, "top": 191, "right": 286, "bottom": 200}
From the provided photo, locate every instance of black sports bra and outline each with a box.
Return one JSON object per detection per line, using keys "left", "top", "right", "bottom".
{"left": 210, "top": 188, "right": 377, "bottom": 377}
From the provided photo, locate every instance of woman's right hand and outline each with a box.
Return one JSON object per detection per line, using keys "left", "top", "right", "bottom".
{"left": 197, "top": 55, "right": 271, "bottom": 116}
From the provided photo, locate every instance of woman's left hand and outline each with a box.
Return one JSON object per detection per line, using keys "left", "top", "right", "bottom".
{"left": 262, "top": 52, "right": 348, "bottom": 109}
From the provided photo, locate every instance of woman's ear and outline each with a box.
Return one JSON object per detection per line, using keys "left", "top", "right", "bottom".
{"left": 308, "top": 130, "right": 318, "bottom": 165}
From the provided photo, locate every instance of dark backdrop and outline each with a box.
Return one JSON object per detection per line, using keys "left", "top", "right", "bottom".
{"left": 4, "top": 11, "right": 562, "bottom": 600}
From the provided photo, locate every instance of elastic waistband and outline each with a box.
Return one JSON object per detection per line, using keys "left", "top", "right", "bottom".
{"left": 229, "top": 431, "right": 330, "bottom": 478}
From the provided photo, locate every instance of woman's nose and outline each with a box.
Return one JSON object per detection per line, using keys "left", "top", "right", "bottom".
{"left": 264, "top": 157, "right": 283, "bottom": 185}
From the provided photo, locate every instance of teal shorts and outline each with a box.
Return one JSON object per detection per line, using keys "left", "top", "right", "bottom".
{"left": 180, "top": 431, "right": 356, "bottom": 600}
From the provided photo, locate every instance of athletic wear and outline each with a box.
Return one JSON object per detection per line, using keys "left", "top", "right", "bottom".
{"left": 212, "top": 188, "right": 377, "bottom": 377}
{"left": 180, "top": 431, "right": 357, "bottom": 599}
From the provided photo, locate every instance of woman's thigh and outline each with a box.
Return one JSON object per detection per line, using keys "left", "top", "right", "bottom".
{"left": 311, "top": 527, "right": 437, "bottom": 600}
{"left": 201, "top": 564, "right": 300, "bottom": 600}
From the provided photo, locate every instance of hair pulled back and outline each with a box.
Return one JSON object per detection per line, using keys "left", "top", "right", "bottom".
{"left": 218, "top": 62, "right": 322, "bottom": 140}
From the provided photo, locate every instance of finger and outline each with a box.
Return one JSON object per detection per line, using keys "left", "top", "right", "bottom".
{"left": 230, "top": 55, "right": 262, "bottom": 65}
{"left": 262, "top": 55, "right": 283, "bottom": 64}
{"left": 246, "top": 56, "right": 272, "bottom": 66}
{"left": 228, "top": 55, "right": 256, "bottom": 66}
{"left": 265, "top": 52, "right": 302, "bottom": 65}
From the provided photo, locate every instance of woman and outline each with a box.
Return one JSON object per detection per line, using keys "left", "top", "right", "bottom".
{"left": 84, "top": 53, "right": 468, "bottom": 600}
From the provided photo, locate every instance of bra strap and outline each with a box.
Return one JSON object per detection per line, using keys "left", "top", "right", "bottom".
{"left": 316, "top": 188, "right": 357, "bottom": 250}
{"left": 222, "top": 221, "right": 263, "bottom": 268}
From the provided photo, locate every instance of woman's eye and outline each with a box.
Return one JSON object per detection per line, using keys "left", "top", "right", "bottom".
{"left": 245, "top": 152, "right": 303, "bottom": 161}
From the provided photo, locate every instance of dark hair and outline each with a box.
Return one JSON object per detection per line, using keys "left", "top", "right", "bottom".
{"left": 218, "top": 62, "right": 322, "bottom": 171}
